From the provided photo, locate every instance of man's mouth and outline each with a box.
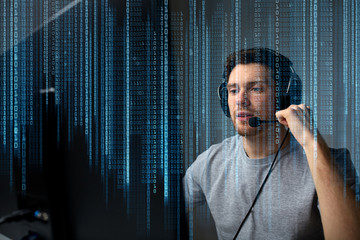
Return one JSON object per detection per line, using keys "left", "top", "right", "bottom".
{"left": 236, "top": 112, "right": 254, "bottom": 120}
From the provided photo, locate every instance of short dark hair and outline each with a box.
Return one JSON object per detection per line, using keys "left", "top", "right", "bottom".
{"left": 225, "top": 47, "right": 302, "bottom": 105}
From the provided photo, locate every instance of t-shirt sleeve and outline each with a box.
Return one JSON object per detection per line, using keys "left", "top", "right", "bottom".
{"left": 183, "top": 164, "right": 206, "bottom": 209}
{"left": 317, "top": 148, "right": 359, "bottom": 212}
{"left": 332, "top": 148, "right": 358, "bottom": 190}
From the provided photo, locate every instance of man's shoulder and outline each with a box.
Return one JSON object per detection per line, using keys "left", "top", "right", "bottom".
{"left": 187, "top": 135, "right": 240, "bottom": 172}
{"left": 199, "top": 135, "right": 239, "bottom": 158}
{"left": 184, "top": 135, "right": 240, "bottom": 189}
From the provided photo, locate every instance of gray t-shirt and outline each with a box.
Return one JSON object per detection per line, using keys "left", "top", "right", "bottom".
{"left": 184, "top": 135, "right": 357, "bottom": 240}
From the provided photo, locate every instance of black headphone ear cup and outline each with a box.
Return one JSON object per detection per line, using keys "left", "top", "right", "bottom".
{"left": 279, "top": 94, "right": 290, "bottom": 110}
{"left": 279, "top": 68, "right": 296, "bottom": 110}
{"left": 289, "top": 71, "right": 302, "bottom": 105}
{"left": 218, "top": 82, "right": 231, "bottom": 118}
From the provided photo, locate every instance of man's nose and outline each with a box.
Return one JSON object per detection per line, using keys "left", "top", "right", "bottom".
{"left": 236, "top": 89, "right": 250, "bottom": 107}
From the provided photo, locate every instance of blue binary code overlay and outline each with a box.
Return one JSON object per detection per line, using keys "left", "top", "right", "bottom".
{"left": 0, "top": 0, "right": 359, "bottom": 239}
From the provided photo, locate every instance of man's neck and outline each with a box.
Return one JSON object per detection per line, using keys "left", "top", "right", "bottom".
{"left": 242, "top": 126, "right": 290, "bottom": 159}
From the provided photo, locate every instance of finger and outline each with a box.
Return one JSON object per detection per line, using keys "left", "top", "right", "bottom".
{"left": 277, "top": 115, "right": 289, "bottom": 126}
{"left": 275, "top": 109, "right": 285, "bottom": 119}
{"left": 298, "top": 103, "right": 306, "bottom": 109}
{"left": 275, "top": 110, "right": 289, "bottom": 126}
{"left": 289, "top": 106, "right": 302, "bottom": 117}
{"left": 298, "top": 104, "right": 311, "bottom": 118}
{"left": 294, "top": 104, "right": 308, "bottom": 116}
{"left": 305, "top": 106, "right": 312, "bottom": 123}
{"left": 290, "top": 105, "right": 303, "bottom": 116}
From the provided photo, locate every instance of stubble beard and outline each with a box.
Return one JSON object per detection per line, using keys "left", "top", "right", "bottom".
{"left": 232, "top": 118, "right": 261, "bottom": 137}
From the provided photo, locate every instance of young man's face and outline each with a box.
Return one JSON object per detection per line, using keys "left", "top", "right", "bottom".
{"left": 227, "top": 63, "right": 276, "bottom": 136}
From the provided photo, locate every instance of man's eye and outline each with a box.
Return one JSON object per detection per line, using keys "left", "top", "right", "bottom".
{"left": 229, "top": 89, "right": 238, "bottom": 94}
{"left": 252, "top": 87, "right": 263, "bottom": 92}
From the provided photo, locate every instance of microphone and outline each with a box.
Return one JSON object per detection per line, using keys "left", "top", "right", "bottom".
{"left": 248, "top": 117, "right": 277, "bottom": 127}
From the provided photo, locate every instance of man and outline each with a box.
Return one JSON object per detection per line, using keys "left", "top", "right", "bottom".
{"left": 184, "top": 48, "right": 359, "bottom": 239}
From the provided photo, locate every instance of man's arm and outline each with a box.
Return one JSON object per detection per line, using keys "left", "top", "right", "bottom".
{"left": 276, "top": 104, "right": 360, "bottom": 240}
